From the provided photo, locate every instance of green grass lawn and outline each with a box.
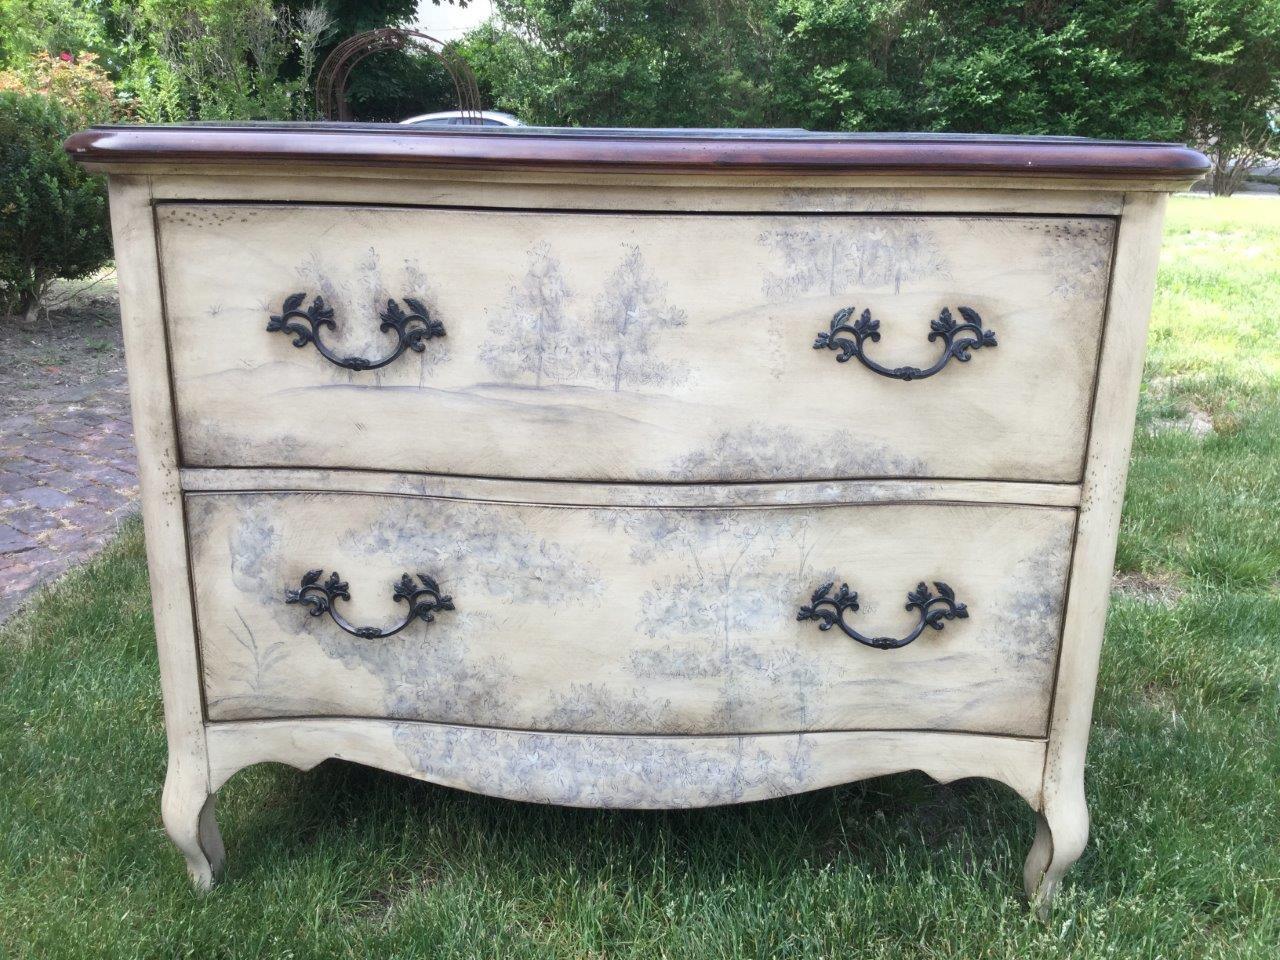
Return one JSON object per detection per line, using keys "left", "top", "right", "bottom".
{"left": 3, "top": 196, "right": 1279, "bottom": 959}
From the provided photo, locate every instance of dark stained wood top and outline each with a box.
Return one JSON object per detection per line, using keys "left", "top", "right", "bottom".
{"left": 65, "top": 122, "right": 1210, "bottom": 183}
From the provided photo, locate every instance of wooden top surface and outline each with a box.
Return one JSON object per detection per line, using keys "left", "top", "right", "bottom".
{"left": 65, "top": 123, "right": 1209, "bottom": 185}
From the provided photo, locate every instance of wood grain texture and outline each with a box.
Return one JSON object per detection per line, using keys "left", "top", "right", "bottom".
{"left": 206, "top": 718, "right": 1047, "bottom": 809}
{"left": 187, "top": 491, "right": 1075, "bottom": 737}
{"left": 65, "top": 124, "right": 1209, "bottom": 185}
{"left": 178, "top": 468, "right": 1082, "bottom": 509}
{"left": 159, "top": 204, "right": 1115, "bottom": 483}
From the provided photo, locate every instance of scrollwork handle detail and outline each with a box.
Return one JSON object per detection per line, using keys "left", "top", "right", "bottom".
{"left": 284, "top": 569, "right": 454, "bottom": 639}
{"left": 797, "top": 580, "right": 968, "bottom": 650}
{"left": 267, "top": 292, "right": 445, "bottom": 371}
{"left": 813, "top": 306, "right": 996, "bottom": 381}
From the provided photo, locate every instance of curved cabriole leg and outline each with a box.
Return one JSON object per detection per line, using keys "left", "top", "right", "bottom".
{"left": 1023, "top": 786, "right": 1089, "bottom": 917}
{"left": 162, "top": 764, "right": 225, "bottom": 891}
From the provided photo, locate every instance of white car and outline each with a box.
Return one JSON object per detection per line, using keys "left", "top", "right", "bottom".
{"left": 399, "top": 110, "right": 523, "bottom": 127}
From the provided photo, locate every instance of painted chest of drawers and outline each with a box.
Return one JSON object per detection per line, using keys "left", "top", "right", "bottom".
{"left": 67, "top": 124, "right": 1207, "bottom": 908}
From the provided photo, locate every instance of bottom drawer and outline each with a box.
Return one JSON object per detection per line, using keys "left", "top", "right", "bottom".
{"left": 187, "top": 491, "right": 1074, "bottom": 737}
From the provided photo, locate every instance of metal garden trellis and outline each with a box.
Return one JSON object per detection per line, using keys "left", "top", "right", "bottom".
{"left": 314, "top": 28, "right": 483, "bottom": 122}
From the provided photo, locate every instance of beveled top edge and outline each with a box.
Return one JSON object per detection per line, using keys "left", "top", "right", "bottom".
{"left": 64, "top": 122, "right": 1210, "bottom": 184}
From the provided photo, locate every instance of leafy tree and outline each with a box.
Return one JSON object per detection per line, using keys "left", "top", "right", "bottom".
{"left": 1173, "top": 0, "right": 1280, "bottom": 194}
{"left": 768, "top": 0, "right": 930, "bottom": 133}
{"left": 587, "top": 246, "right": 686, "bottom": 392}
{"left": 0, "top": 52, "right": 122, "bottom": 124}
{"left": 480, "top": 241, "right": 576, "bottom": 387}
{"left": 0, "top": 0, "right": 117, "bottom": 67}
{"left": 114, "top": 1, "right": 334, "bottom": 121}
{"left": 466, "top": 0, "right": 1280, "bottom": 195}
{"left": 460, "top": 0, "right": 782, "bottom": 127}
{"left": 763, "top": 0, "right": 1195, "bottom": 139}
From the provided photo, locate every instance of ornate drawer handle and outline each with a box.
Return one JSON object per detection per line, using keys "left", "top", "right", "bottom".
{"left": 284, "top": 569, "right": 454, "bottom": 639}
{"left": 267, "top": 293, "right": 445, "bottom": 371}
{"left": 797, "top": 580, "right": 968, "bottom": 650}
{"left": 813, "top": 306, "right": 997, "bottom": 381}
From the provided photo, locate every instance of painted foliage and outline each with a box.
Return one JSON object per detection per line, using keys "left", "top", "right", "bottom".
{"left": 480, "top": 242, "right": 687, "bottom": 391}
{"left": 759, "top": 219, "right": 951, "bottom": 298}
{"left": 291, "top": 246, "right": 452, "bottom": 384}
{"left": 658, "top": 425, "right": 926, "bottom": 482}
{"left": 320, "top": 498, "right": 605, "bottom": 724}
{"left": 392, "top": 724, "right": 816, "bottom": 808}
{"left": 588, "top": 245, "right": 689, "bottom": 391}
{"left": 602, "top": 505, "right": 832, "bottom": 732}
{"left": 477, "top": 240, "right": 575, "bottom": 387}
{"left": 205, "top": 494, "right": 604, "bottom": 723}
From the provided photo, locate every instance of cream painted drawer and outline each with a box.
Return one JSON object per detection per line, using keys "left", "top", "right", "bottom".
{"left": 188, "top": 490, "right": 1074, "bottom": 737}
{"left": 159, "top": 204, "right": 1114, "bottom": 482}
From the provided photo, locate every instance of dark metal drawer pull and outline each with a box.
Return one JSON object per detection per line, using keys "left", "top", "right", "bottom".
{"left": 284, "top": 569, "right": 454, "bottom": 639}
{"left": 813, "top": 306, "right": 996, "bottom": 381}
{"left": 267, "top": 293, "right": 445, "bottom": 371}
{"left": 797, "top": 580, "right": 968, "bottom": 649}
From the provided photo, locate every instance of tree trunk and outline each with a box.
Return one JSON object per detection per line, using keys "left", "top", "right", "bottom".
{"left": 10, "top": 267, "right": 52, "bottom": 325}
{"left": 1209, "top": 158, "right": 1247, "bottom": 197}
{"left": 16, "top": 284, "right": 45, "bottom": 326}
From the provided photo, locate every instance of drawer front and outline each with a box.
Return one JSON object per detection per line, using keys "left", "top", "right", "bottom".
{"left": 159, "top": 204, "right": 1114, "bottom": 482}
{"left": 189, "top": 491, "right": 1074, "bottom": 736}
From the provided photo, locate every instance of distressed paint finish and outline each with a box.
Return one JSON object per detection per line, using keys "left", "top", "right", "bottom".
{"left": 205, "top": 719, "right": 1047, "bottom": 810}
{"left": 142, "top": 175, "right": 1131, "bottom": 214}
{"left": 188, "top": 491, "right": 1074, "bottom": 737}
{"left": 158, "top": 205, "right": 1115, "bottom": 482}
{"left": 178, "top": 468, "right": 1084, "bottom": 509}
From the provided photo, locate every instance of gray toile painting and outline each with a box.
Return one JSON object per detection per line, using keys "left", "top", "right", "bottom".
{"left": 196, "top": 493, "right": 1072, "bottom": 740}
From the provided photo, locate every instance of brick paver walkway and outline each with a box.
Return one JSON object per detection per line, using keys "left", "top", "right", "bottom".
{"left": 0, "top": 373, "right": 138, "bottom": 622}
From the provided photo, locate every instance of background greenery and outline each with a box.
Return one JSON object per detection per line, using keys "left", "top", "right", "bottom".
{"left": 2, "top": 0, "right": 1278, "bottom": 319}
{"left": 1, "top": 1, "right": 1278, "bottom": 178}
{"left": 1, "top": 196, "right": 1279, "bottom": 957}
{"left": 461, "top": 0, "right": 1280, "bottom": 192}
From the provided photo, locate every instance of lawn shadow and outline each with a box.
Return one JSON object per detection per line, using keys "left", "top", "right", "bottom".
{"left": 218, "top": 757, "right": 1036, "bottom": 905}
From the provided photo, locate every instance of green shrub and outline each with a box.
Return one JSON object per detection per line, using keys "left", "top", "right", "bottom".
{"left": 117, "top": 1, "right": 334, "bottom": 122}
{"left": 0, "top": 90, "right": 111, "bottom": 323}
{"left": 0, "top": 52, "right": 122, "bottom": 125}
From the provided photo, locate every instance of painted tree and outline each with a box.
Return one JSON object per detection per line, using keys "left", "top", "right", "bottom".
{"left": 290, "top": 247, "right": 450, "bottom": 382}
{"left": 759, "top": 221, "right": 949, "bottom": 299}
{"left": 611, "top": 507, "right": 826, "bottom": 730}
{"left": 660, "top": 425, "right": 924, "bottom": 482}
{"left": 324, "top": 498, "right": 604, "bottom": 722}
{"left": 480, "top": 241, "right": 575, "bottom": 387}
{"left": 587, "top": 245, "right": 688, "bottom": 392}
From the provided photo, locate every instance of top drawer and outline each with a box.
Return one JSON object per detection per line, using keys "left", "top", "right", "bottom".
{"left": 157, "top": 203, "right": 1114, "bottom": 483}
